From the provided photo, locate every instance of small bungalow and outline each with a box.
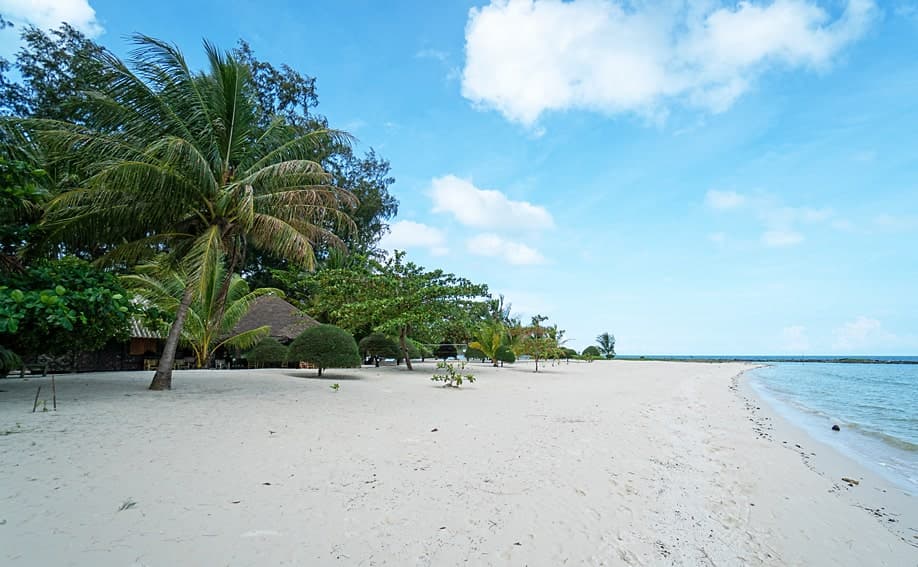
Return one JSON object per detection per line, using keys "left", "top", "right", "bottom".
{"left": 232, "top": 296, "right": 320, "bottom": 344}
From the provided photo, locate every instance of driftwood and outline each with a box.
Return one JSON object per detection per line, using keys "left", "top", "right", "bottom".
{"left": 32, "top": 386, "right": 41, "bottom": 413}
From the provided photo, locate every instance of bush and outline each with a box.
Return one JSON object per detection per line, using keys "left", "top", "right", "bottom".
{"left": 431, "top": 361, "right": 476, "bottom": 388}
{"left": 288, "top": 324, "right": 360, "bottom": 377}
{"left": 495, "top": 345, "right": 516, "bottom": 365}
{"left": 582, "top": 346, "right": 601, "bottom": 358}
{"left": 246, "top": 337, "right": 288, "bottom": 367}
{"left": 407, "top": 338, "right": 432, "bottom": 360}
{"left": 0, "top": 345, "right": 21, "bottom": 378}
{"left": 560, "top": 347, "right": 578, "bottom": 360}
{"left": 359, "top": 333, "right": 400, "bottom": 366}
{"left": 435, "top": 342, "right": 458, "bottom": 360}
{"left": 464, "top": 345, "right": 487, "bottom": 361}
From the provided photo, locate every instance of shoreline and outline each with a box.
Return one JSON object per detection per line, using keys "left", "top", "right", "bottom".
{"left": 735, "top": 366, "right": 918, "bottom": 547}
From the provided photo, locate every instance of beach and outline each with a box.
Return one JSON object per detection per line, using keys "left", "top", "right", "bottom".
{"left": 1, "top": 361, "right": 915, "bottom": 566}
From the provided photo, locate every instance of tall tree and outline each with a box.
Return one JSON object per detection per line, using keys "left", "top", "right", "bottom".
{"left": 308, "top": 251, "right": 488, "bottom": 369}
{"left": 22, "top": 36, "right": 357, "bottom": 390}
{"left": 596, "top": 332, "right": 616, "bottom": 359}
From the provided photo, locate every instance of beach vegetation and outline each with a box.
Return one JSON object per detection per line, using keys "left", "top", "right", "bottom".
{"left": 464, "top": 345, "right": 487, "bottom": 362}
{"left": 245, "top": 337, "right": 288, "bottom": 368}
{"left": 582, "top": 346, "right": 601, "bottom": 358}
{"left": 431, "top": 360, "right": 476, "bottom": 388}
{"left": 516, "top": 315, "right": 561, "bottom": 372}
{"left": 495, "top": 345, "right": 516, "bottom": 365}
{"left": 358, "top": 332, "right": 400, "bottom": 366}
{"left": 597, "top": 332, "right": 616, "bottom": 359}
{"left": 469, "top": 320, "right": 511, "bottom": 367}
{"left": 288, "top": 324, "right": 360, "bottom": 377}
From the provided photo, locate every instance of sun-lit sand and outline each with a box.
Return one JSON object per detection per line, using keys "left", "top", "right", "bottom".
{"left": 1, "top": 361, "right": 914, "bottom": 565}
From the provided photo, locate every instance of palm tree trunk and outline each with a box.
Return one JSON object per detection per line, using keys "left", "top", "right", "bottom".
{"left": 149, "top": 285, "right": 195, "bottom": 390}
{"left": 399, "top": 327, "right": 413, "bottom": 371}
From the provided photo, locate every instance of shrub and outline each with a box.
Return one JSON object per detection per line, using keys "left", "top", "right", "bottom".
{"left": 407, "top": 338, "right": 432, "bottom": 360}
{"left": 582, "top": 346, "right": 601, "bottom": 358}
{"left": 431, "top": 361, "right": 475, "bottom": 388}
{"left": 359, "top": 333, "right": 400, "bottom": 366}
{"left": 246, "top": 337, "right": 288, "bottom": 367}
{"left": 495, "top": 345, "right": 516, "bottom": 365}
{"left": 464, "top": 345, "right": 487, "bottom": 361}
{"left": 0, "top": 345, "right": 21, "bottom": 378}
{"left": 560, "top": 347, "right": 578, "bottom": 360}
{"left": 435, "top": 342, "right": 458, "bottom": 360}
{"left": 288, "top": 324, "right": 360, "bottom": 377}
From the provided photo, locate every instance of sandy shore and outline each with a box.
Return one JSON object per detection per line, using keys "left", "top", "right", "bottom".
{"left": 1, "top": 360, "right": 915, "bottom": 566}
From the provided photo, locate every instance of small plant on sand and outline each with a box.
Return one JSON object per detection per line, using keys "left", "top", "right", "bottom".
{"left": 431, "top": 361, "right": 476, "bottom": 388}
{"left": 331, "top": 383, "right": 340, "bottom": 392}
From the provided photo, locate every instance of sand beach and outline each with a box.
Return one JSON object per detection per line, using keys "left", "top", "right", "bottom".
{"left": 1, "top": 361, "right": 915, "bottom": 566}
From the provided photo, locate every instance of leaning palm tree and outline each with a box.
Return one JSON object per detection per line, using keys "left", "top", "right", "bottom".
{"left": 124, "top": 259, "right": 279, "bottom": 369}
{"left": 23, "top": 36, "right": 356, "bottom": 389}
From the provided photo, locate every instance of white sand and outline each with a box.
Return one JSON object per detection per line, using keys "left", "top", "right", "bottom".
{"left": 1, "top": 361, "right": 915, "bottom": 566}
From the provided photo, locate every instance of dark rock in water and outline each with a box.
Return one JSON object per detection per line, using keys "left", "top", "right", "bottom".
{"left": 832, "top": 424, "right": 841, "bottom": 431}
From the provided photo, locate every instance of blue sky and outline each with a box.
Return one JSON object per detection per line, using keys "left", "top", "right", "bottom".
{"left": 2, "top": 0, "right": 917, "bottom": 354}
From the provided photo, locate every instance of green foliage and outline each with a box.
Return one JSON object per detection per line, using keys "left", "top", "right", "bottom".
{"left": 435, "top": 343, "right": 459, "bottom": 360}
{"left": 431, "top": 361, "right": 476, "bottom": 388}
{"left": 0, "top": 257, "right": 133, "bottom": 358}
{"left": 464, "top": 345, "right": 487, "bottom": 361}
{"left": 582, "top": 345, "right": 601, "bottom": 358}
{"left": 596, "top": 332, "right": 616, "bottom": 359}
{"left": 0, "top": 345, "right": 21, "bottom": 377}
{"left": 0, "top": 156, "right": 48, "bottom": 268}
{"left": 516, "top": 315, "right": 560, "bottom": 373}
{"left": 560, "top": 347, "right": 578, "bottom": 360}
{"left": 358, "top": 332, "right": 400, "bottom": 364}
{"left": 495, "top": 345, "right": 516, "bottom": 364}
{"left": 308, "top": 251, "right": 487, "bottom": 368}
{"left": 124, "top": 260, "right": 280, "bottom": 368}
{"left": 406, "top": 338, "right": 432, "bottom": 360}
{"left": 288, "top": 324, "right": 360, "bottom": 376}
{"left": 246, "top": 337, "right": 288, "bottom": 367}
{"left": 468, "top": 319, "right": 510, "bottom": 367}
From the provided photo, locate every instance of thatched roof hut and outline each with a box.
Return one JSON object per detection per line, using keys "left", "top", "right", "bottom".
{"left": 231, "top": 296, "right": 319, "bottom": 342}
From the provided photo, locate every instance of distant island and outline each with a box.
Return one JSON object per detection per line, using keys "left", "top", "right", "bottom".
{"left": 617, "top": 356, "right": 918, "bottom": 365}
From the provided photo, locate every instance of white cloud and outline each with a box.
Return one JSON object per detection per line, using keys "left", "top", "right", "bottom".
{"left": 429, "top": 175, "right": 554, "bottom": 230}
{"left": 416, "top": 48, "right": 449, "bottom": 62}
{"left": 761, "top": 228, "right": 804, "bottom": 247}
{"left": 379, "top": 221, "right": 449, "bottom": 256}
{"left": 0, "top": 0, "right": 103, "bottom": 37}
{"left": 466, "top": 233, "right": 546, "bottom": 265}
{"left": 832, "top": 316, "right": 895, "bottom": 351}
{"left": 462, "top": 0, "right": 875, "bottom": 125}
{"left": 705, "top": 189, "right": 745, "bottom": 210}
{"left": 781, "top": 325, "right": 810, "bottom": 352}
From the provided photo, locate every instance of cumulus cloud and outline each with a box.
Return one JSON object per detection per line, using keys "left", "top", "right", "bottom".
{"left": 705, "top": 190, "right": 745, "bottom": 210}
{"left": 379, "top": 220, "right": 449, "bottom": 256}
{"left": 832, "top": 316, "right": 894, "bottom": 351}
{"left": 429, "top": 175, "right": 554, "bottom": 230}
{"left": 761, "top": 229, "right": 804, "bottom": 247}
{"left": 466, "top": 233, "right": 546, "bottom": 265}
{"left": 0, "top": 0, "right": 103, "bottom": 36}
{"left": 462, "top": 0, "right": 875, "bottom": 125}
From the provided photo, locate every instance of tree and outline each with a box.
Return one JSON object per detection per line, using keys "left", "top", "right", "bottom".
{"left": 358, "top": 332, "right": 400, "bottom": 367}
{"left": 516, "top": 315, "right": 558, "bottom": 373}
{"left": 246, "top": 337, "right": 288, "bottom": 368}
{"left": 596, "top": 332, "right": 616, "bottom": 359}
{"left": 287, "top": 324, "right": 360, "bottom": 376}
{"left": 495, "top": 345, "right": 516, "bottom": 366}
{"left": 21, "top": 36, "right": 357, "bottom": 390}
{"left": 308, "top": 251, "right": 487, "bottom": 370}
{"left": 582, "top": 345, "right": 601, "bottom": 358}
{"left": 468, "top": 319, "right": 510, "bottom": 367}
{"left": 124, "top": 260, "right": 279, "bottom": 368}
{"left": 464, "top": 345, "right": 487, "bottom": 362}
{"left": 0, "top": 156, "right": 47, "bottom": 271}
{"left": 0, "top": 257, "right": 133, "bottom": 362}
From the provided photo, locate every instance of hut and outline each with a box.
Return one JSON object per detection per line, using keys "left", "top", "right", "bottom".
{"left": 231, "top": 296, "right": 320, "bottom": 344}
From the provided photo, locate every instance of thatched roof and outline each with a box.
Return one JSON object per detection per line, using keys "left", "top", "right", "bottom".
{"left": 231, "top": 296, "right": 319, "bottom": 342}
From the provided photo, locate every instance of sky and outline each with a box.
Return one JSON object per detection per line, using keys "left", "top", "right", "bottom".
{"left": 1, "top": 0, "right": 916, "bottom": 355}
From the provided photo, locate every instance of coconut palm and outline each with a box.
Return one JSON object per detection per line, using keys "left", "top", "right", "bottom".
{"left": 596, "top": 332, "right": 616, "bottom": 359}
{"left": 469, "top": 320, "right": 510, "bottom": 367}
{"left": 24, "top": 36, "right": 356, "bottom": 389}
{"left": 124, "top": 260, "right": 280, "bottom": 369}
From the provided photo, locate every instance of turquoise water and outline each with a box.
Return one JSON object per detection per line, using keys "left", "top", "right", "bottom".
{"left": 747, "top": 363, "right": 918, "bottom": 491}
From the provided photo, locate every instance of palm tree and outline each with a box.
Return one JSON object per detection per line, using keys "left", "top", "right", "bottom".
{"left": 596, "top": 332, "right": 616, "bottom": 359}
{"left": 25, "top": 36, "right": 356, "bottom": 389}
{"left": 468, "top": 320, "right": 509, "bottom": 367}
{"left": 124, "top": 259, "right": 279, "bottom": 369}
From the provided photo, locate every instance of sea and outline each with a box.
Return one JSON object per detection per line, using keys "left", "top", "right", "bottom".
{"left": 619, "top": 356, "right": 918, "bottom": 490}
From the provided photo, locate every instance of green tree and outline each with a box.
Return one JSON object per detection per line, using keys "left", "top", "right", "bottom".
{"left": 495, "top": 345, "right": 516, "bottom": 366}
{"left": 0, "top": 257, "right": 133, "bottom": 361}
{"left": 464, "top": 345, "right": 487, "bottom": 362}
{"left": 468, "top": 319, "right": 510, "bottom": 367}
{"left": 246, "top": 337, "right": 288, "bottom": 368}
{"left": 0, "top": 156, "right": 48, "bottom": 271}
{"left": 582, "top": 345, "right": 601, "bottom": 358}
{"left": 516, "top": 315, "right": 559, "bottom": 373}
{"left": 288, "top": 324, "right": 360, "bottom": 376}
{"left": 124, "top": 260, "right": 280, "bottom": 369}
{"left": 358, "top": 332, "right": 400, "bottom": 366}
{"left": 308, "top": 251, "right": 487, "bottom": 370}
{"left": 22, "top": 36, "right": 357, "bottom": 390}
{"left": 596, "top": 332, "right": 616, "bottom": 359}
